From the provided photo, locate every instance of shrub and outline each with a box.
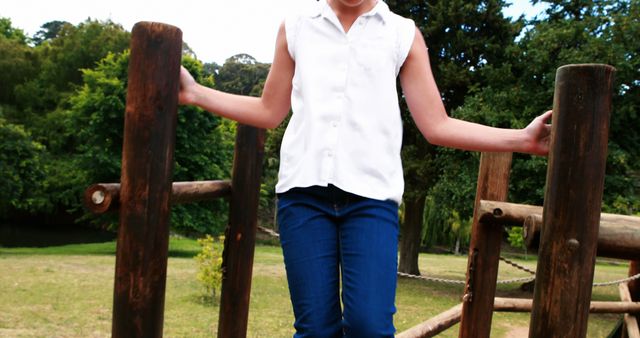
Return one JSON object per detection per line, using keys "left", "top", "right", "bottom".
{"left": 195, "top": 235, "right": 223, "bottom": 302}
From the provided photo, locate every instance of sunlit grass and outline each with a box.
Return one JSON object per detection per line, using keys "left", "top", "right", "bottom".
{"left": 0, "top": 239, "right": 628, "bottom": 337}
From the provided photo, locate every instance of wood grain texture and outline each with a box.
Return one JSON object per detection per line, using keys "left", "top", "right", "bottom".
{"left": 111, "top": 21, "right": 182, "bottom": 338}
{"left": 529, "top": 64, "right": 615, "bottom": 338}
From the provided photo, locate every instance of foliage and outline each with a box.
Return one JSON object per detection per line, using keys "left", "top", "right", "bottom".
{"left": 507, "top": 226, "right": 525, "bottom": 249}
{"left": 0, "top": 118, "right": 47, "bottom": 215}
{"left": 66, "top": 51, "right": 233, "bottom": 233}
{"left": 389, "top": 0, "right": 640, "bottom": 253}
{"left": 387, "top": 0, "right": 521, "bottom": 267}
{"left": 14, "top": 19, "right": 130, "bottom": 120}
{"left": 194, "top": 234, "right": 223, "bottom": 301}
{"left": 0, "top": 19, "right": 37, "bottom": 105}
{"left": 208, "top": 54, "right": 277, "bottom": 227}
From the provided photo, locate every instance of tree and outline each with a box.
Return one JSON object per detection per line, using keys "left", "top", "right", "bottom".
{"left": 14, "top": 19, "right": 130, "bottom": 121}
{"left": 0, "top": 18, "right": 36, "bottom": 105}
{"left": 433, "top": 0, "right": 640, "bottom": 249}
{"left": 32, "top": 20, "right": 69, "bottom": 45}
{"left": 208, "top": 54, "right": 279, "bottom": 227}
{"left": 67, "top": 51, "right": 234, "bottom": 233}
{"left": 0, "top": 118, "right": 47, "bottom": 216}
{"left": 387, "top": 0, "right": 521, "bottom": 274}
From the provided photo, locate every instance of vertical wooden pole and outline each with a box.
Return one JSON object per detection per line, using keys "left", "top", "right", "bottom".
{"left": 624, "top": 261, "right": 640, "bottom": 338}
{"left": 629, "top": 261, "right": 640, "bottom": 303}
{"left": 529, "top": 64, "right": 615, "bottom": 338}
{"left": 217, "top": 124, "right": 265, "bottom": 338}
{"left": 458, "top": 152, "right": 512, "bottom": 338}
{"left": 112, "top": 22, "right": 182, "bottom": 338}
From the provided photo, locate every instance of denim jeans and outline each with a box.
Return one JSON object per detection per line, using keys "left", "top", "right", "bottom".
{"left": 277, "top": 185, "right": 399, "bottom": 338}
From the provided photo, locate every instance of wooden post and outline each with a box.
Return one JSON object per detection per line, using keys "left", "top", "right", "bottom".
{"left": 112, "top": 22, "right": 182, "bottom": 338}
{"left": 458, "top": 152, "right": 512, "bottom": 338}
{"left": 529, "top": 64, "right": 615, "bottom": 338}
{"left": 217, "top": 124, "right": 265, "bottom": 338}
{"left": 630, "top": 261, "right": 640, "bottom": 304}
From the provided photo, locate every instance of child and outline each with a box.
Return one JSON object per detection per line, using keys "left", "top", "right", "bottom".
{"left": 179, "top": 0, "right": 552, "bottom": 337}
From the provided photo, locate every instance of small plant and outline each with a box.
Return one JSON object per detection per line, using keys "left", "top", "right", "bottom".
{"left": 507, "top": 226, "right": 525, "bottom": 249}
{"left": 195, "top": 234, "right": 223, "bottom": 302}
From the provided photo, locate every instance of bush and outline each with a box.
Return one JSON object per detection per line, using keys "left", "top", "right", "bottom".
{"left": 195, "top": 235, "right": 223, "bottom": 302}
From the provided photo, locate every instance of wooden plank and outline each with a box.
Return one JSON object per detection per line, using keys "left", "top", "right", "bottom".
{"left": 111, "top": 22, "right": 182, "bottom": 338}
{"left": 458, "top": 152, "right": 512, "bottom": 338}
{"left": 217, "top": 125, "right": 265, "bottom": 338}
{"left": 396, "top": 303, "right": 463, "bottom": 338}
{"left": 84, "top": 180, "right": 232, "bottom": 213}
{"left": 529, "top": 64, "right": 615, "bottom": 338}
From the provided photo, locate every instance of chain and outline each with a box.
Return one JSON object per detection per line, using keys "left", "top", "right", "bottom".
{"left": 593, "top": 272, "right": 640, "bottom": 287}
{"left": 397, "top": 271, "right": 467, "bottom": 285}
{"left": 256, "top": 226, "right": 639, "bottom": 287}
{"left": 499, "top": 256, "right": 536, "bottom": 275}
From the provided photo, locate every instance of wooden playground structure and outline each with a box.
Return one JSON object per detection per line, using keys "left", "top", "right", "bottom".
{"left": 84, "top": 22, "right": 640, "bottom": 337}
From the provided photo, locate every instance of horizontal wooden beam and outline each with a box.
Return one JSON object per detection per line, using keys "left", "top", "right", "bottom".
{"left": 84, "top": 180, "right": 231, "bottom": 214}
{"left": 494, "top": 297, "right": 640, "bottom": 314}
{"left": 478, "top": 200, "right": 640, "bottom": 229}
{"left": 396, "top": 303, "right": 463, "bottom": 338}
{"left": 524, "top": 213, "right": 640, "bottom": 260}
{"left": 396, "top": 296, "right": 640, "bottom": 338}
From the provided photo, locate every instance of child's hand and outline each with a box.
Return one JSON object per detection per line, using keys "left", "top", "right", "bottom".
{"left": 178, "top": 66, "right": 198, "bottom": 105}
{"left": 523, "top": 110, "right": 553, "bottom": 156}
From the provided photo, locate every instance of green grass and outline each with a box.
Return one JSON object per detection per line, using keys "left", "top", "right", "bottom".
{"left": 0, "top": 239, "right": 629, "bottom": 337}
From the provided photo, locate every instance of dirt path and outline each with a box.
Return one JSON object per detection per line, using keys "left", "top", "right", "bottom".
{"left": 503, "top": 327, "right": 529, "bottom": 338}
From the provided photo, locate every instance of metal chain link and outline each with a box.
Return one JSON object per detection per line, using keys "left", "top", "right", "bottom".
{"left": 256, "top": 226, "right": 639, "bottom": 287}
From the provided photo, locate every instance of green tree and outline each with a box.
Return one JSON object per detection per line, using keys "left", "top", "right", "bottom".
{"left": 0, "top": 18, "right": 36, "bottom": 106}
{"left": 0, "top": 118, "right": 47, "bottom": 216}
{"left": 14, "top": 19, "right": 130, "bottom": 122}
{"left": 209, "top": 54, "right": 278, "bottom": 227}
{"left": 32, "top": 20, "right": 69, "bottom": 45}
{"left": 387, "top": 0, "right": 521, "bottom": 274}
{"left": 68, "top": 51, "right": 234, "bottom": 233}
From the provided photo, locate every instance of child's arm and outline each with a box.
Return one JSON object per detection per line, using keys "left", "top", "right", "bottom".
{"left": 399, "top": 27, "right": 552, "bottom": 156}
{"left": 179, "top": 22, "right": 294, "bottom": 129}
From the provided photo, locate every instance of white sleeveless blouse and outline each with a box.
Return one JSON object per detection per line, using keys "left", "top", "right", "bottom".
{"left": 276, "top": 0, "right": 416, "bottom": 203}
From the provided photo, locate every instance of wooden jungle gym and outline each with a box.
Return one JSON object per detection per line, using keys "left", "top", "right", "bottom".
{"left": 84, "top": 22, "right": 640, "bottom": 337}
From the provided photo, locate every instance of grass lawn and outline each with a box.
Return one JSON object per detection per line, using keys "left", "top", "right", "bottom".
{"left": 0, "top": 237, "right": 629, "bottom": 337}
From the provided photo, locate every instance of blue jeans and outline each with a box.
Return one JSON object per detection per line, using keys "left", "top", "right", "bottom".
{"left": 277, "top": 185, "right": 399, "bottom": 338}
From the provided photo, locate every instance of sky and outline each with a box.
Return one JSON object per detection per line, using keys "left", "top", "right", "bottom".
{"left": 3, "top": 0, "right": 547, "bottom": 65}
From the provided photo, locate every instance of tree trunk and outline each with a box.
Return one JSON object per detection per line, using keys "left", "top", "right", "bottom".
{"left": 399, "top": 195, "right": 426, "bottom": 275}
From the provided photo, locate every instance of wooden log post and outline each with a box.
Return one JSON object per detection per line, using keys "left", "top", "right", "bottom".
{"left": 529, "top": 64, "right": 615, "bottom": 338}
{"left": 217, "top": 124, "right": 265, "bottom": 338}
{"left": 458, "top": 152, "right": 512, "bottom": 338}
{"left": 111, "top": 22, "right": 182, "bottom": 338}
{"left": 630, "top": 261, "right": 640, "bottom": 304}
